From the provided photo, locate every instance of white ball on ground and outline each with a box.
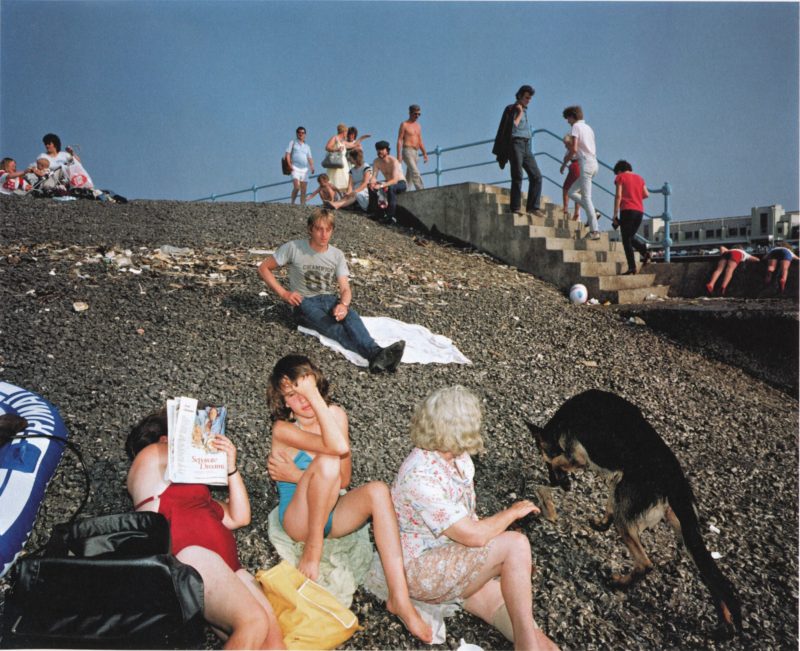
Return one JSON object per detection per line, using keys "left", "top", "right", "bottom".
{"left": 569, "top": 284, "right": 588, "bottom": 304}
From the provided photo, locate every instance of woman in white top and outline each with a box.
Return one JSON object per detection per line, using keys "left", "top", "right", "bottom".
{"left": 329, "top": 149, "right": 372, "bottom": 211}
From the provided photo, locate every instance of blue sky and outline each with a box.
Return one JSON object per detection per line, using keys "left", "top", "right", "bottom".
{"left": 1, "top": 1, "right": 797, "bottom": 222}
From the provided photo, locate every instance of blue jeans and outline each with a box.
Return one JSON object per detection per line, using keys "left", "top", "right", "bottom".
{"left": 568, "top": 155, "right": 598, "bottom": 231}
{"left": 295, "top": 294, "right": 380, "bottom": 360}
{"left": 510, "top": 138, "right": 542, "bottom": 212}
{"left": 369, "top": 180, "right": 407, "bottom": 218}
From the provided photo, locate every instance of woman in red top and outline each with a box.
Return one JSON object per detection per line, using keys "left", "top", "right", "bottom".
{"left": 612, "top": 160, "right": 650, "bottom": 274}
{"left": 126, "top": 408, "right": 284, "bottom": 650}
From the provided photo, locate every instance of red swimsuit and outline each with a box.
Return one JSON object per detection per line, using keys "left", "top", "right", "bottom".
{"left": 136, "top": 483, "right": 241, "bottom": 572}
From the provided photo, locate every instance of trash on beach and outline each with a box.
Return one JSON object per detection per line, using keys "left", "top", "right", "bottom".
{"left": 711, "top": 551, "right": 723, "bottom": 559}
{"left": 628, "top": 316, "right": 646, "bottom": 326}
{"left": 709, "top": 524, "right": 721, "bottom": 534}
{"left": 72, "top": 301, "right": 89, "bottom": 312}
{"left": 158, "top": 245, "right": 194, "bottom": 256}
{"left": 580, "top": 360, "right": 598, "bottom": 367}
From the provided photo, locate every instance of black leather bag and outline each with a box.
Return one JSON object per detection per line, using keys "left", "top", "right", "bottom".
{"left": 1, "top": 512, "right": 205, "bottom": 649}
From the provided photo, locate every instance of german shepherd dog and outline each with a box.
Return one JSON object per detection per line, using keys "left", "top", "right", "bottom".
{"left": 527, "top": 390, "right": 742, "bottom": 637}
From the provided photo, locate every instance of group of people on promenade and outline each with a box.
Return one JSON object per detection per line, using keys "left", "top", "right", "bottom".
{"left": 283, "top": 105, "right": 428, "bottom": 221}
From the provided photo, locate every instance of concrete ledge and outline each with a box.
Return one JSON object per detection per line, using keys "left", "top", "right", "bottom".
{"left": 653, "top": 259, "right": 798, "bottom": 298}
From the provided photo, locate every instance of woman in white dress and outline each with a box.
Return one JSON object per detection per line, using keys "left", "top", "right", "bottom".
{"left": 324, "top": 124, "right": 369, "bottom": 193}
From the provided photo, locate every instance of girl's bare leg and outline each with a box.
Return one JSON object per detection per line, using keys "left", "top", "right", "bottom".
{"left": 177, "top": 546, "right": 273, "bottom": 650}
{"left": 328, "top": 482, "right": 433, "bottom": 643}
{"left": 330, "top": 193, "right": 357, "bottom": 210}
{"left": 461, "top": 532, "right": 558, "bottom": 651}
{"left": 779, "top": 260, "right": 791, "bottom": 292}
{"left": 706, "top": 258, "right": 727, "bottom": 294}
{"left": 720, "top": 260, "right": 739, "bottom": 294}
{"left": 282, "top": 454, "right": 341, "bottom": 580}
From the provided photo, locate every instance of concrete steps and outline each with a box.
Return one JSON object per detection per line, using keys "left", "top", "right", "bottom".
{"left": 397, "top": 182, "right": 670, "bottom": 305}
{"left": 483, "top": 190, "right": 668, "bottom": 304}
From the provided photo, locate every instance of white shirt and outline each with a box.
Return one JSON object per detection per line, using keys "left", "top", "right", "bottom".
{"left": 570, "top": 120, "right": 596, "bottom": 160}
{"left": 36, "top": 151, "right": 72, "bottom": 171}
{"left": 286, "top": 140, "right": 312, "bottom": 169}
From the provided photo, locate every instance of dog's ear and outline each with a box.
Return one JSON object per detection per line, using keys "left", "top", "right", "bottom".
{"left": 526, "top": 420, "right": 544, "bottom": 445}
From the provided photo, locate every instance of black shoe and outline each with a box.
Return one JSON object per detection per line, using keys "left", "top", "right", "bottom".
{"left": 368, "top": 340, "right": 406, "bottom": 373}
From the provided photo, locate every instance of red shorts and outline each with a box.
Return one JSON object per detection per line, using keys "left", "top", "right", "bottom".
{"left": 724, "top": 249, "right": 747, "bottom": 264}
{"left": 563, "top": 160, "right": 580, "bottom": 192}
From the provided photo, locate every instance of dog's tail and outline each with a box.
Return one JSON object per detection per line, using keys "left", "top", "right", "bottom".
{"left": 668, "top": 482, "right": 742, "bottom": 636}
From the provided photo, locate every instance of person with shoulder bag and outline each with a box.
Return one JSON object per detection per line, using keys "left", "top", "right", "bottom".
{"left": 285, "top": 127, "right": 314, "bottom": 205}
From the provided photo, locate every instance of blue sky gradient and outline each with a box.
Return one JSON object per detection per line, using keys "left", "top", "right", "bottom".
{"left": 1, "top": 1, "right": 797, "bottom": 221}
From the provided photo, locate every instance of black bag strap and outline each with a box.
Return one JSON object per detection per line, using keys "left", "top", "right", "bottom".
{"left": 0, "top": 429, "right": 92, "bottom": 557}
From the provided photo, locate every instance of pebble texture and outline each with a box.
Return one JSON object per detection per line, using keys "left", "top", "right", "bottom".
{"left": 1, "top": 197, "right": 797, "bottom": 650}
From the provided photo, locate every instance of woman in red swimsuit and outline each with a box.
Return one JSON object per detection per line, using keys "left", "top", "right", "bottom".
{"left": 126, "top": 409, "right": 284, "bottom": 650}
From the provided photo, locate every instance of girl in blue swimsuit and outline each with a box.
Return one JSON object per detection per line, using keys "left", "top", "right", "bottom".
{"left": 266, "top": 354, "right": 432, "bottom": 644}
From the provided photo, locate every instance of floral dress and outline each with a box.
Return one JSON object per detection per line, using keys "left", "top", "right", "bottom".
{"left": 391, "top": 448, "right": 491, "bottom": 603}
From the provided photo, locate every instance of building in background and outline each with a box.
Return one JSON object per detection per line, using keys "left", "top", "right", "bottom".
{"left": 612, "top": 205, "right": 799, "bottom": 254}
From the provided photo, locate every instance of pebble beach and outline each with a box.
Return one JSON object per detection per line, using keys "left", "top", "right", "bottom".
{"left": 0, "top": 196, "right": 797, "bottom": 650}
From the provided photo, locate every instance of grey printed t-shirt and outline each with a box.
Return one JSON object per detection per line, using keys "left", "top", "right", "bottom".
{"left": 273, "top": 239, "right": 349, "bottom": 298}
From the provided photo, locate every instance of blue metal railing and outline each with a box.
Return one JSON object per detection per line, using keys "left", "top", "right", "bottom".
{"left": 195, "top": 128, "right": 673, "bottom": 261}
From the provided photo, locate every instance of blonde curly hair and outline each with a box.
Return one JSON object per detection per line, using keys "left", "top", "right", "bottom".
{"left": 410, "top": 385, "right": 485, "bottom": 456}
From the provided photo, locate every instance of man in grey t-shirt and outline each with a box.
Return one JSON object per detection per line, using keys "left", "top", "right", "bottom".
{"left": 258, "top": 209, "right": 405, "bottom": 372}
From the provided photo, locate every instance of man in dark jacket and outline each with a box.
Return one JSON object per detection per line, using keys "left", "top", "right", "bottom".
{"left": 492, "top": 85, "right": 543, "bottom": 216}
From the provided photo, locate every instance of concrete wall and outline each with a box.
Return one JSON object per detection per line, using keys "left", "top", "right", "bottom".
{"left": 399, "top": 183, "right": 798, "bottom": 300}
{"left": 653, "top": 258, "right": 797, "bottom": 298}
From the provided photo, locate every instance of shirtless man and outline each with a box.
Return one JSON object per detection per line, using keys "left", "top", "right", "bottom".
{"left": 368, "top": 141, "right": 407, "bottom": 220}
{"left": 396, "top": 104, "right": 428, "bottom": 190}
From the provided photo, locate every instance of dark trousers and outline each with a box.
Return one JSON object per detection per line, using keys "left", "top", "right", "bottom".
{"left": 510, "top": 138, "right": 542, "bottom": 212}
{"left": 620, "top": 210, "right": 648, "bottom": 270}
{"left": 369, "top": 180, "right": 407, "bottom": 218}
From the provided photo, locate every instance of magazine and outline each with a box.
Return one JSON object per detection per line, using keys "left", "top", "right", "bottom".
{"left": 166, "top": 396, "right": 228, "bottom": 485}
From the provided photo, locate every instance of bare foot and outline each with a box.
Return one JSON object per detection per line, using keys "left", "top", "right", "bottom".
{"left": 386, "top": 597, "right": 432, "bottom": 643}
{"left": 297, "top": 542, "right": 322, "bottom": 581}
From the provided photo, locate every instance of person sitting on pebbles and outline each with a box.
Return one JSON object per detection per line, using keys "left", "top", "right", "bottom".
{"left": 390, "top": 385, "right": 560, "bottom": 651}
{"left": 266, "top": 354, "right": 432, "bottom": 643}
{"left": 306, "top": 174, "right": 340, "bottom": 207}
{"left": 258, "top": 208, "right": 405, "bottom": 373}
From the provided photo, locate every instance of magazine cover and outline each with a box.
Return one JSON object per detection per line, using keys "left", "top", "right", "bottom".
{"left": 167, "top": 396, "right": 228, "bottom": 485}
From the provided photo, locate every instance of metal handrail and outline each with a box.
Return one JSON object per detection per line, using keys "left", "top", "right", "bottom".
{"left": 195, "top": 128, "right": 673, "bottom": 261}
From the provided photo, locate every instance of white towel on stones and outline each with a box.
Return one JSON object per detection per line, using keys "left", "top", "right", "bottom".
{"left": 298, "top": 316, "right": 471, "bottom": 367}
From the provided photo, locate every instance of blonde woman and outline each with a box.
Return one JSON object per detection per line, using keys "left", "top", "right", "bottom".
{"left": 324, "top": 123, "right": 369, "bottom": 193}
{"left": 391, "top": 386, "right": 559, "bottom": 651}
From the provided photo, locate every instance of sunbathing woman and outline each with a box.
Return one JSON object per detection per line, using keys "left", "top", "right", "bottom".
{"left": 266, "top": 354, "right": 432, "bottom": 643}
{"left": 126, "top": 409, "right": 284, "bottom": 650}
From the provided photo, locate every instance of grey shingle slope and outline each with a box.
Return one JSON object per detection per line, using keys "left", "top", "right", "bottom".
{"left": 1, "top": 197, "right": 797, "bottom": 650}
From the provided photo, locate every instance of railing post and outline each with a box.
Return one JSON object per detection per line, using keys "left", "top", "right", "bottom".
{"left": 661, "top": 182, "right": 672, "bottom": 263}
{"left": 252, "top": 185, "right": 258, "bottom": 203}
{"left": 434, "top": 146, "right": 441, "bottom": 187}
{"left": 210, "top": 194, "right": 216, "bottom": 202}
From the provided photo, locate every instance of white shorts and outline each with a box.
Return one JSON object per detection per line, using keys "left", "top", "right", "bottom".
{"left": 355, "top": 189, "right": 369, "bottom": 211}
{"left": 291, "top": 166, "right": 309, "bottom": 183}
